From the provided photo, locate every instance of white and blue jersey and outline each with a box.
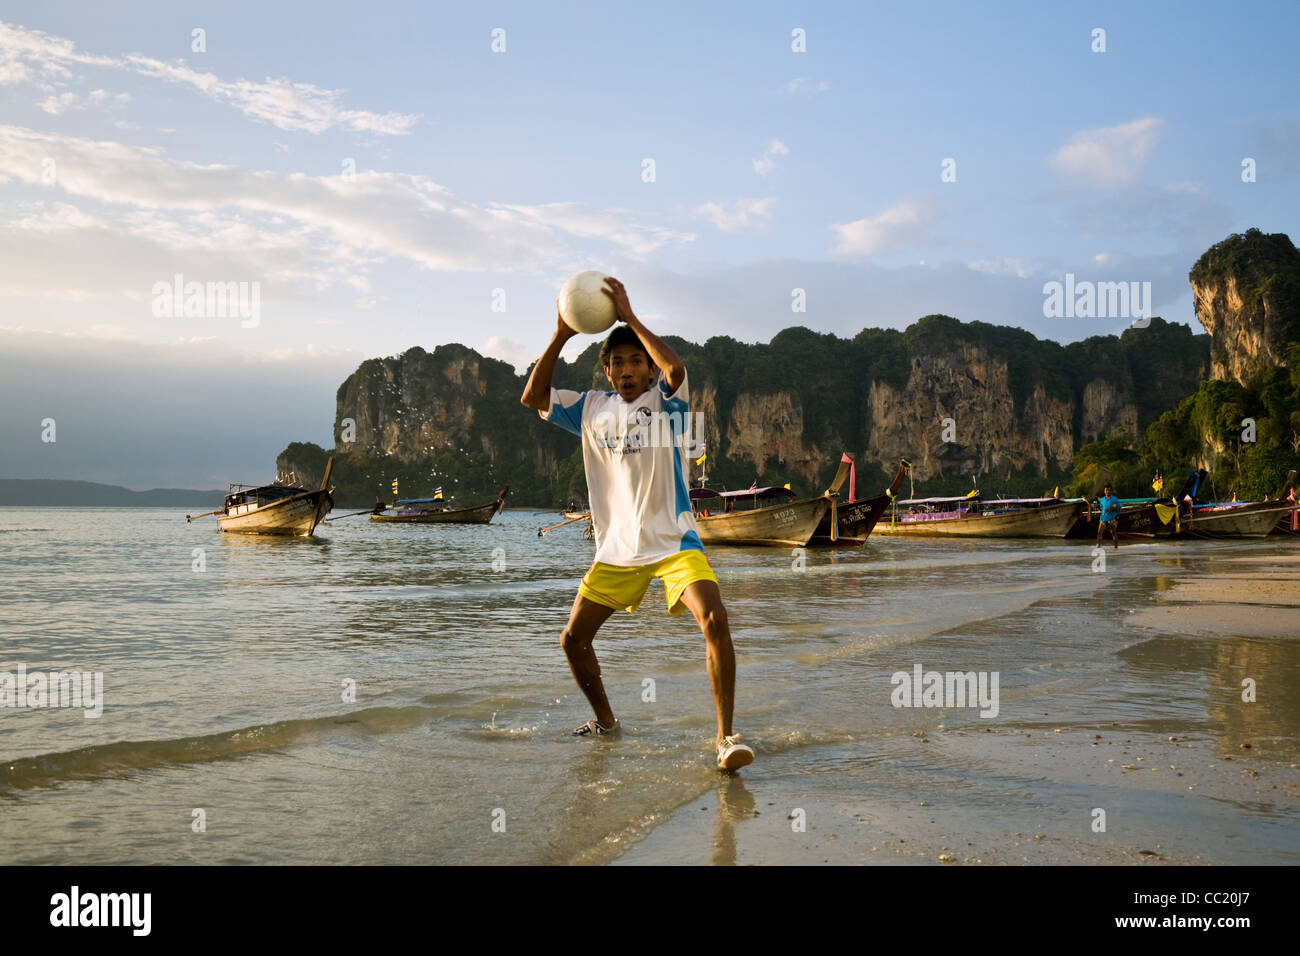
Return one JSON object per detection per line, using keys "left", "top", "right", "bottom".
{"left": 540, "top": 367, "right": 704, "bottom": 566}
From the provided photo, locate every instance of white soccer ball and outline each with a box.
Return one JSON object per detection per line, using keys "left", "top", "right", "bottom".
{"left": 558, "top": 270, "right": 618, "bottom": 334}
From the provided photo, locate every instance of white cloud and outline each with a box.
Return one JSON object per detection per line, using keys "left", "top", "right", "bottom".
{"left": 480, "top": 335, "right": 533, "bottom": 373}
{"left": 0, "top": 20, "right": 419, "bottom": 135}
{"left": 830, "top": 199, "right": 936, "bottom": 257}
{"left": 0, "top": 126, "right": 694, "bottom": 302}
{"left": 752, "top": 139, "right": 789, "bottom": 177}
{"left": 696, "top": 197, "right": 775, "bottom": 232}
{"left": 37, "top": 87, "right": 130, "bottom": 114}
{"left": 126, "top": 55, "right": 421, "bottom": 135}
{"left": 497, "top": 201, "right": 694, "bottom": 259}
{"left": 1049, "top": 117, "right": 1163, "bottom": 187}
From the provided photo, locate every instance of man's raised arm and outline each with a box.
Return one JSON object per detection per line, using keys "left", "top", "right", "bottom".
{"left": 520, "top": 304, "right": 579, "bottom": 411}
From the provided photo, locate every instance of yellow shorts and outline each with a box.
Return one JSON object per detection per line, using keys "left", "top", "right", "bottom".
{"left": 578, "top": 549, "right": 718, "bottom": 616}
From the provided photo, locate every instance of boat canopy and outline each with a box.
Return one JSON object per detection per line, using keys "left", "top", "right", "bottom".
{"left": 980, "top": 497, "right": 1063, "bottom": 506}
{"left": 395, "top": 497, "right": 449, "bottom": 505}
{"left": 897, "top": 495, "right": 1069, "bottom": 506}
{"left": 225, "top": 484, "right": 300, "bottom": 506}
{"left": 690, "top": 486, "right": 795, "bottom": 500}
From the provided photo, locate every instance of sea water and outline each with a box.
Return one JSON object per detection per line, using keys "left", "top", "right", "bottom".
{"left": 1, "top": 507, "right": 1297, "bottom": 864}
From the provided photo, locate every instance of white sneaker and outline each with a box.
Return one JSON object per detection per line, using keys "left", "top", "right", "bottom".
{"left": 716, "top": 733, "right": 755, "bottom": 771}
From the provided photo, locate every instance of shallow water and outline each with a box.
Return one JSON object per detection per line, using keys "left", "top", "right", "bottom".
{"left": 1, "top": 507, "right": 1296, "bottom": 864}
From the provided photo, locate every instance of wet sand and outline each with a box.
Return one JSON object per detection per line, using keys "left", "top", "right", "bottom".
{"left": 617, "top": 545, "right": 1300, "bottom": 865}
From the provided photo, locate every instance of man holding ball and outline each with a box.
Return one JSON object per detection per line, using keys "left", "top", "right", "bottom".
{"left": 520, "top": 276, "right": 754, "bottom": 772}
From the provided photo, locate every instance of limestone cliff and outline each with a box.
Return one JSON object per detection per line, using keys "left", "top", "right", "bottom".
{"left": 279, "top": 314, "right": 1210, "bottom": 505}
{"left": 1190, "top": 229, "right": 1300, "bottom": 386}
{"left": 865, "top": 347, "right": 1076, "bottom": 479}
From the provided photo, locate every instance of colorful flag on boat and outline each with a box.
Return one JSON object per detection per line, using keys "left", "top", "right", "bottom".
{"left": 695, "top": 452, "right": 706, "bottom": 466}
{"left": 391, "top": 479, "right": 398, "bottom": 496}
{"left": 749, "top": 479, "right": 758, "bottom": 490}
{"left": 784, "top": 482, "right": 791, "bottom": 490}
{"left": 1152, "top": 473, "right": 1164, "bottom": 494}
{"left": 840, "top": 451, "right": 856, "bottom": 501}
{"left": 434, "top": 486, "right": 443, "bottom": 499}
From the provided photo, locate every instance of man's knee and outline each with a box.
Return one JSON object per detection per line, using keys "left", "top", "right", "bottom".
{"left": 560, "top": 626, "right": 592, "bottom": 656}
{"left": 699, "top": 601, "right": 728, "bottom": 636}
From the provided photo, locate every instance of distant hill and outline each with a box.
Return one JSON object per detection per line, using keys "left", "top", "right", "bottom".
{"left": 0, "top": 479, "right": 225, "bottom": 507}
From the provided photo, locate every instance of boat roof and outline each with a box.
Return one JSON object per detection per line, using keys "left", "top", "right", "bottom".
{"left": 981, "top": 497, "right": 1062, "bottom": 506}
{"left": 689, "top": 486, "right": 795, "bottom": 500}
{"left": 897, "top": 495, "right": 1065, "bottom": 506}
{"left": 227, "top": 484, "right": 300, "bottom": 499}
{"left": 395, "top": 497, "right": 449, "bottom": 505}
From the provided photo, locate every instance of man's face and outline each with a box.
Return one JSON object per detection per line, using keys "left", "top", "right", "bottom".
{"left": 604, "top": 344, "right": 655, "bottom": 401}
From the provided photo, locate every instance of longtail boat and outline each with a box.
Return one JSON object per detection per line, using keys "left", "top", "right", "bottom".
{"left": 691, "top": 486, "right": 831, "bottom": 547}
{"left": 1270, "top": 474, "right": 1299, "bottom": 535}
{"left": 371, "top": 485, "right": 508, "bottom": 524}
{"left": 809, "top": 457, "right": 912, "bottom": 547}
{"left": 875, "top": 493, "right": 1083, "bottom": 538}
{"left": 1065, "top": 498, "right": 1161, "bottom": 540}
{"left": 193, "top": 458, "right": 335, "bottom": 536}
{"left": 1272, "top": 507, "right": 1300, "bottom": 535}
{"left": 1153, "top": 469, "right": 1297, "bottom": 538}
{"left": 1159, "top": 499, "right": 1297, "bottom": 538}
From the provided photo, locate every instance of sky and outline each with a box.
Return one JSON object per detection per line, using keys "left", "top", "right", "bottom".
{"left": 1, "top": 0, "right": 1297, "bottom": 488}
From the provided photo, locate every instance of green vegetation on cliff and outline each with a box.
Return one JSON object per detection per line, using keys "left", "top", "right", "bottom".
{"left": 281, "top": 314, "right": 1212, "bottom": 507}
{"left": 1190, "top": 228, "right": 1300, "bottom": 341}
{"left": 1069, "top": 229, "right": 1300, "bottom": 501}
{"left": 1069, "top": 347, "right": 1300, "bottom": 501}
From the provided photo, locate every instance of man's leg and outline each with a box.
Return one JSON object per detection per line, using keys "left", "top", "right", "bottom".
{"left": 561, "top": 593, "right": 618, "bottom": 728}
{"left": 678, "top": 579, "right": 734, "bottom": 745}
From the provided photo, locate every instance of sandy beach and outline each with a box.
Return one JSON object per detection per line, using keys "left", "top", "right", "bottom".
{"left": 618, "top": 545, "right": 1300, "bottom": 865}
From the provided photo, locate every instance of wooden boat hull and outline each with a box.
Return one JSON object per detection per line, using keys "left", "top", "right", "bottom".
{"left": 808, "top": 494, "right": 890, "bottom": 546}
{"left": 808, "top": 458, "right": 912, "bottom": 547}
{"left": 1163, "top": 502, "right": 1297, "bottom": 538}
{"left": 218, "top": 489, "right": 333, "bottom": 536}
{"left": 876, "top": 500, "right": 1083, "bottom": 538}
{"left": 371, "top": 490, "right": 507, "bottom": 524}
{"left": 696, "top": 495, "right": 832, "bottom": 547}
{"left": 1272, "top": 510, "right": 1300, "bottom": 535}
{"left": 1066, "top": 503, "right": 1161, "bottom": 539}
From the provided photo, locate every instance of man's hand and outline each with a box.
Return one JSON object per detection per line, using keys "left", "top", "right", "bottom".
{"left": 599, "top": 277, "right": 684, "bottom": 393}
{"left": 601, "top": 276, "right": 637, "bottom": 325}
{"left": 554, "top": 297, "right": 578, "bottom": 341}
